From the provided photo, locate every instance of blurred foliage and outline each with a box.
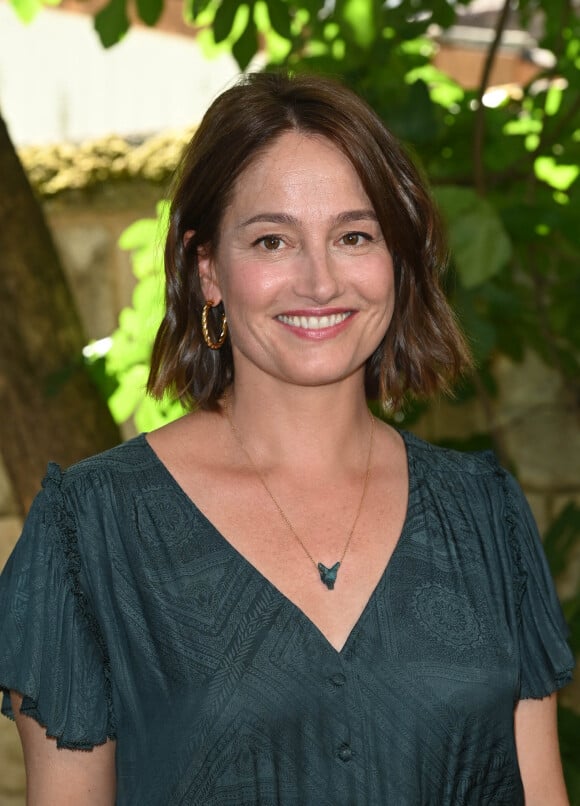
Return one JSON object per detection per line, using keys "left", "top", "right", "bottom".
{"left": 9, "top": 0, "right": 60, "bottom": 24}
{"left": 86, "top": 201, "right": 186, "bottom": 432}
{"left": 78, "top": 0, "right": 580, "bottom": 438}
{"left": 19, "top": 130, "right": 195, "bottom": 196}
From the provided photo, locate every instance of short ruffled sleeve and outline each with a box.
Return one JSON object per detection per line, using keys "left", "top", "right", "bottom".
{"left": 500, "top": 469, "right": 575, "bottom": 700}
{"left": 0, "top": 464, "right": 115, "bottom": 749}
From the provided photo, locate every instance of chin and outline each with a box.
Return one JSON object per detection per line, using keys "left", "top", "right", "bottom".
{"left": 277, "top": 364, "right": 363, "bottom": 389}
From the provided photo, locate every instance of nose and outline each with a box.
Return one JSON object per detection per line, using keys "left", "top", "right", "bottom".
{"left": 295, "top": 244, "right": 341, "bottom": 303}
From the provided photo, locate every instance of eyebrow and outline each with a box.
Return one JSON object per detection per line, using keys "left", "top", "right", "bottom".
{"left": 237, "top": 209, "right": 379, "bottom": 229}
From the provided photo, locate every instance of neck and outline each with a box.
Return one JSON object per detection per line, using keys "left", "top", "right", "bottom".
{"left": 224, "top": 377, "right": 372, "bottom": 475}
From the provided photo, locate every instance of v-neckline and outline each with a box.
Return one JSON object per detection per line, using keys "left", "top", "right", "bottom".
{"left": 140, "top": 430, "right": 415, "bottom": 658}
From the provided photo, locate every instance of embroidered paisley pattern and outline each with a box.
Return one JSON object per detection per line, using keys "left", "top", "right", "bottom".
{"left": 414, "top": 583, "right": 482, "bottom": 648}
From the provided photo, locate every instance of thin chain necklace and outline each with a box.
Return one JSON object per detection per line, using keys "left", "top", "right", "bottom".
{"left": 224, "top": 397, "right": 375, "bottom": 590}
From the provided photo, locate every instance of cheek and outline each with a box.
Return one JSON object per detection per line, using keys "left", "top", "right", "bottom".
{"left": 364, "top": 257, "right": 395, "bottom": 303}
{"left": 222, "top": 263, "right": 285, "bottom": 312}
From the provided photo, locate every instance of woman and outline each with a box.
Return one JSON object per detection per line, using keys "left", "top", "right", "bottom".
{"left": 0, "top": 72, "right": 574, "bottom": 805}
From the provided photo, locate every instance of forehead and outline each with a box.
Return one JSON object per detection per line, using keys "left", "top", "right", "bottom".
{"left": 224, "top": 131, "right": 371, "bottom": 218}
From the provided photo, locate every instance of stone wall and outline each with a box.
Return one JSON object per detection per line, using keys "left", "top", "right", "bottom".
{"left": 1, "top": 132, "right": 579, "bottom": 804}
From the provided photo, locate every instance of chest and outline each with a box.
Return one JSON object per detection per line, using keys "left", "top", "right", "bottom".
{"left": 175, "top": 463, "right": 408, "bottom": 652}
{"left": 107, "top": 462, "right": 516, "bottom": 678}
{"left": 106, "top": 487, "right": 521, "bottom": 805}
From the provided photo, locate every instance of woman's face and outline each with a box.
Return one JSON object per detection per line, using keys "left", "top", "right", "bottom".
{"left": 198, "top": 131, "right": 395, "bottom": 394}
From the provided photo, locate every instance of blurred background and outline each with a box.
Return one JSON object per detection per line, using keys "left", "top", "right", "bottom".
{"left": 0, "top": 0, "right": 579, "bottom": 801}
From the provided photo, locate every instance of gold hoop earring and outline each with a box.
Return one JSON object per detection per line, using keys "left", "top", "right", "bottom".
{"left": 201, "top": 300, "right": 228, "bottom": 350}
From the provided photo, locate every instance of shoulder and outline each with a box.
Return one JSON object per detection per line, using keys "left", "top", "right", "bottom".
{"left": 399, "top": 430, "right": 512, "bottom": 522}
{"left": 399, "top": 431, "right": 538, "bottom": 558}
{"left": 29, "top": 435, "right": 179, "bottom": 576}
{"left": 400, "top": 430, "right": 499, "bottom": 479}
{"left": 63, "top": 433, "right": 157, "bottom": 477}
{"left": 34, "top": 435, "right": 166, "bottom": 532}
{"left": 51, "top": 434, "right": 160, "bottom": 494}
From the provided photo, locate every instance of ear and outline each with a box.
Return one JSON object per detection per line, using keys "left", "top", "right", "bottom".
{"left": 184, "top": 229, "right": 223, "bottom": 305}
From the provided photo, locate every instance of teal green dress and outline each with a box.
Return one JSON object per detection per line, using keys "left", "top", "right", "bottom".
{"left": 0, "top": 432, "right": 574, "bottom": 805}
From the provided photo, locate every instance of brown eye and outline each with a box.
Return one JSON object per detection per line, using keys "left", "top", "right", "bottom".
{"left": 262, "top": 236, "right": 282, "bottom": 250}
{"left": 342, "top": 232, "right": 366, "bottom": 246}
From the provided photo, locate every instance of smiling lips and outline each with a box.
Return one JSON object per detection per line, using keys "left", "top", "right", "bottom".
{"left": 276, "top": 311, "right": 352, "bottom": 331}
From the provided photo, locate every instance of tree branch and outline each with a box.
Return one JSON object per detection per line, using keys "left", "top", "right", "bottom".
{"left": 473, "top": 0, "right": 513, "bottom": 195}
{"left": 0, "top": 113, "right": 121, "bottom": 514}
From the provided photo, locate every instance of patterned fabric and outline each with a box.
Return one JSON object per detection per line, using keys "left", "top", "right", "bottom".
{"left": 0, "top": 432, "right": 574, "bottom": 805}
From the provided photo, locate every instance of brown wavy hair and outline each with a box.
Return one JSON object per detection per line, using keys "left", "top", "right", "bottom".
{"left": 148, "top": 71, "right": 472, "bottom": 411}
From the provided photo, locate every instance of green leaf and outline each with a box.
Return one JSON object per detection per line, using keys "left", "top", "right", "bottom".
{"left": 119, "top": 217, "right": 160, "bottom": 250}
{"left": 400, "top": 79, "right": 439, "bottom": 144}
{"left": 131, "top": 274, "right": 164, "bottom": 323}
{"left": 545, "top": 83, "right": 564, "bottom": 116}
{"left": 131, "top": 247, "right": 161, "bottom": 280}
{"left": 453, "top": 287, "right": 498, "bottom": 363}
{"left": 406, "top": 64, "right": 464, "bottom": 110}
{"left": 107, "top": 329, "right": 149, "bottom": 373}
{"left": 194, "top": 4, "right": 250, "bottom": 59}
{"left": 232, "top": 9, "right": 258, "bottom": 69}
{"left": 9, "top": 0, "right": 43, "bottom": 23}
{"left": 94, "top": 0, "right": 129, "bottom": 48}
{"left": 266, "top": 0, "right": 292, "bottom": 39}
{"left": 430, "top": 0, "right": 456, "bottom": 29}
{"left": 118, "top": 306, "right": 141, "bottom": 336}
{"left": 434, "top": 187, "right": 512, "bottom": 289}
{"left": 136, "top": 0, "right": 163, "bottom": 26}
{"left": 535, "top": 157, "right": 579, "bottom": 191}
{"left": 503, "top": 117, "right": 542, "bottom": 136}
{"left": 107, "top": 365, "right": 150, "bottom": 423}
{"left": 119, "top": 212, "right": 166, "bottom": 279}
{"left": 213, "top": 0, "right": 240, "bottom": 43}
{"left": 156, "top": 200, "right": 171, "bottom": 231}
{"left": 187, "top": 0, "right": 214, "bottom": 19}
{"left": 134, "top": 395, "right": 184, "bottom": 432}
{"left": 341, "top": 0, "right": 376, "bottom": 48}
{"left": 84, "top": 353, "right": 119, "bottom": 404}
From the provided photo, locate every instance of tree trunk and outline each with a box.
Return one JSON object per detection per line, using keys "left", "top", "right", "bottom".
{"left": 0, "top": 113, "right": 121, "bottom": 516}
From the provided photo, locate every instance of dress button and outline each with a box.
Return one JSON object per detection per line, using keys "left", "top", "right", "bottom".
{"left": 330, "top": 673, "right": 346, "bottom": 687}
{"left": 337, "top": 743, "right": 353, "bottom": 762}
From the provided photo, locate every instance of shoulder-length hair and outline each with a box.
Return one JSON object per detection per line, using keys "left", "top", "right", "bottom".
{"left": 148, "top": 71, "right": 471, "bottom": 411}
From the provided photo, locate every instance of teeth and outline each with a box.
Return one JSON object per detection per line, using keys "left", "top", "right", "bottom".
{"left": 278, "top": 313, "right": 351, "bottom": 329}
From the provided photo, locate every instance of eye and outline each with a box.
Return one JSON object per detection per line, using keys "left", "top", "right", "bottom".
{"left": 255, "top": 235, "right": 283, "bottom": 251}
{"left": 340, "top": 231, "right": 371, "bottom": 247}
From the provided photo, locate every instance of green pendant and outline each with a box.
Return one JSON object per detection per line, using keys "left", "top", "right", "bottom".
{"left": 318, "top": 561, "right": 341, "bottom": 590}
